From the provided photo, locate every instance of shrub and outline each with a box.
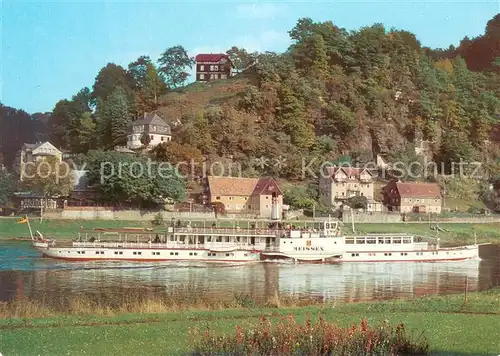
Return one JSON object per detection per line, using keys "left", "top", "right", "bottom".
{"left": 152, "top": 212, "right": 164, "bottom": 226}
{"left": 189, "top": 315, "right": 429, "bottom": 356}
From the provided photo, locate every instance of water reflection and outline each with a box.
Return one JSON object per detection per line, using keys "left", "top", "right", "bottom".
{"left": 0, "top": 242, "right": 499, "bottom": 305}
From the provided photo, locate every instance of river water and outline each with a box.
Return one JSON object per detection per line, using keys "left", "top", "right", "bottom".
{"left": 0, "top": 241, "right": 499, "bottom": 304}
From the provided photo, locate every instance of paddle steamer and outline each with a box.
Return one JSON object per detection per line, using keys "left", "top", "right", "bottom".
{"left": 27, "top": 217, "right": 483, "bottom": 263}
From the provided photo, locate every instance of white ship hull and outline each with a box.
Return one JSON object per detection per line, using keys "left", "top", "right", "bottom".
{"left": 33, "top": 242, "right": 260, "bottom": 263}
{"left": 341, "top": 244, "right": 481, "bottom": 262}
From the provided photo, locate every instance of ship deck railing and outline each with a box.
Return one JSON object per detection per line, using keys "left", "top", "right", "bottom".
{"left": 172, "top": 227, "right": 280, "bottom": 237}
{"left": 67, "top": 241, "right": 265, "bottom": 250}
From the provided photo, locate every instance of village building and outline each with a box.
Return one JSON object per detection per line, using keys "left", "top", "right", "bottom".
{"left": 15, "top": 141, "right": 62, "bottom": 181}
{"left": 127, "top": 113, "right": 171, "bottom": 150}
{"left": 195, "top": 54, "right": 233, "bottom": 82}
{"left": 319, "top": 166, "right": 379, "bottom": 211}
{"left": 382, "top": 181, "right": 442, "bottom": 214}
{"left": 204, "top": 176, "right": 283, "bottom": 218}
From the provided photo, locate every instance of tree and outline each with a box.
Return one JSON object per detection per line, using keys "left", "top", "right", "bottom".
{"left": 0, "top": 104, "right": 48, "bottom": 167}
{"left": 128, "top": 56, "right": 167, "bottom": 114}
{"left": 85, "top": 150, "right": 186, "bottom": 206}
{"left": 97, "top": 87, "right": 131, "bottom": 149}
{"left": 74, "top": 112, "right": 97, "bottom": 153}
{"left": 151, "top": 141, "right": 204, "bottom": 177}
{"left": 277, "top": 84, "right": 315, "bottom": 149}
{"left": 92, "top": 63, "right": 135, "bottom": 103}
{"left": 0, "top": 169, "right": 15, "bottom": 207}
{"left": 157, "top": 45, "right": 195, "bottom": 89}
{"left": 347, "top": 195, "right": 368, "bottom": 209}
{"left": 226, "top": 46, "right": 256, "bottom": 71}
{"left": 21, "top": 157, "right": 75, "bottom": 201}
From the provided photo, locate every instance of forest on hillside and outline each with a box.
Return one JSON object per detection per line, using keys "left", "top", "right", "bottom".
{"left": 1, "top": 15, "right": 499, "bottom": 185}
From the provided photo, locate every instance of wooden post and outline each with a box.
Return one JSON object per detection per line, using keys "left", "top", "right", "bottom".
{"left": 464, "top": 276, "right": 469, "bottom": 304}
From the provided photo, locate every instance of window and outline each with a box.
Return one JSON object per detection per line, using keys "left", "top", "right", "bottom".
{"left": 170, "top": 252, "right": 174, "bottom": 256}
{"left": 200, "top": 65, "right": 205, "bottom": 71}
{"left": 200, "top": 74, "right": 205, "bottom": 80}
{"left": 213, "top": 65, "right": 218, "bottom": 71}
{"left": 96, "top": 251, "right": 100, "bottom": 255}
{"left": 133, "top": 252, "right": 137, "bottom": 255}
{"left": 216, "top": 196, "right": 220, "bottom": 200}
{"left": 210, "top": 65, "right": 214, "bottom": 71}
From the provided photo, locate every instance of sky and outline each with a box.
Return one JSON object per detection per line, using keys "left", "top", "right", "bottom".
{"left": 2, "top": 0, "right": 499, "bottom": 114}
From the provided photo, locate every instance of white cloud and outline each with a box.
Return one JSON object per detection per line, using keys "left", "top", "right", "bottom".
{"left": 236, "top": 3, "right": 287, "bottom": 19}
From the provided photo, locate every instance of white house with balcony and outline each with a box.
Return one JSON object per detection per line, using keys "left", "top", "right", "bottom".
{"left": 127, "top": 113, "right": 172, "bottom": 150}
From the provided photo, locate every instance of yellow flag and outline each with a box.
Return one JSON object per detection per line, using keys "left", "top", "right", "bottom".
{"left": 17, "top": 217, "right": 28, "bottom": 224}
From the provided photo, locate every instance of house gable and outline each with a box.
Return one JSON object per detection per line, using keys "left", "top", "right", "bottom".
{"left": 30, "top": 142, "right": 61, "bottom": 156}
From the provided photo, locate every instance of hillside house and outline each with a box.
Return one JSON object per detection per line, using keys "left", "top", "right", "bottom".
{"left": 195, "top": 54, "right": 233, "bottom": 82}
{"left": 319, "top": 167, "right": 375, "bottom": 207}
{"left": 382, "top": 181, "right": 442, "bottom": 214}
{"left": 127, "top": 113, "right": 171, "bottom": 150}
{"left": 204, "top": 176, "right": 283, "bottom": 218}
{"left": 15, "top": 141, "right": 62, "bottom": 181}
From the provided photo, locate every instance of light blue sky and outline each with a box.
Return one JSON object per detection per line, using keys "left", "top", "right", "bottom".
{"left": 2, "top": 0, "right": 499, "bottom": 114}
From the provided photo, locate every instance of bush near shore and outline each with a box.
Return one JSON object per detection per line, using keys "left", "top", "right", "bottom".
{"left": 190, "top": 315, "right": 429, "bottom": 356}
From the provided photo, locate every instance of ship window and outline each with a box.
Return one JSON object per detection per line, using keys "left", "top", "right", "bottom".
{"left": 175, "top": 252, "right": 178, "bottom": 255}
{"left": 194, "top": 253, "right": 197, "bottom": 256}
{"left": 351, "top": 253, "right": 355, "bottom": 257}
{"left": 114, "top": 251, "right": 118, "bottom": 254}
{"left": 96, "top": 251, "right": 99, "bottom": 255}
{"left": 244, "top": 253, "right": 248, "bottom": 256}
{"left": 133, "top": 252, "right": 137, "bottom": 255}
{"left": 119, "top": 252, "right": 123, "bottom": 255}
{"left": 226, "top": 253, "right": 230, "bottom": 256}
{"left": 189, "top": 252, "right": 193, "bottom": 256}
{"left": 82, "top": 251, "right": 85, "bottom": 254}
{"left": 170, "top": 252, "right": 174, "bottom": 255}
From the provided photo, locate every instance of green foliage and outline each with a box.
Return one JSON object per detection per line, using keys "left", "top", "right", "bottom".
{"left": 347, "top": 195, "right": 368, "bottom": 209}
{"left": 21, "top": 157, "right": 75, "bottom": 198}
{"left": 152, "top": 212, "right": 164, "bottom": 226}
{"left": 226, "top": 46, "right": 257, "bottom": 71}
{"left": 96, "top": 87, "right": 131, "bottom": 149}
{"left": 85, "top": 150, "right": 186, "bottom": 206}
{"left": 283, "top": 185, "right": 317, "bottom": 209}
{"left": 158, "top": 45, "right": 195, "bottom": 89}
{"left": 128, "top": 56, "right": 166, "bottom": 115}
{"left": 0, "top": 169, "right": 15, "bottom": 206}
{"left": 91, "top": 63, "right": 135, "bottom": 103}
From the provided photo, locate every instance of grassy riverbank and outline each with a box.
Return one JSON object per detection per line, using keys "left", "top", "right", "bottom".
{"left": 2, "top": 217, "right": 500, "bottom": 245}
{"left": 0, "top": 289, "right": 499, "bottom": 355}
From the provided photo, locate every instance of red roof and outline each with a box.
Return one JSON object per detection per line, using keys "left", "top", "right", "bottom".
{"left": 195, "top": 53, "right": 230, "bottom": 63}
{"left": 395, "top": 182, "right": 441, "bottom": 198}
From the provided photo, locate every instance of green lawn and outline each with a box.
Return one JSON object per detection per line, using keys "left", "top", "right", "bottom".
{"left": 0, "top": 290, "right": 499, "bottom": 356}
